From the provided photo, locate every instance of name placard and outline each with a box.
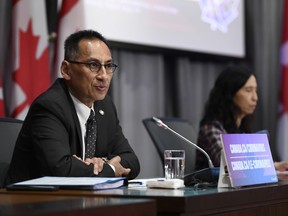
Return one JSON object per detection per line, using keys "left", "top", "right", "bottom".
{"left": 218, "top": 133, "right": 278, "bottom": 188}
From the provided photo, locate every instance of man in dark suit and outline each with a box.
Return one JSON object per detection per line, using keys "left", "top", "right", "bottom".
{"left": 6, "top": 30, "right": 140, "bottom": 185}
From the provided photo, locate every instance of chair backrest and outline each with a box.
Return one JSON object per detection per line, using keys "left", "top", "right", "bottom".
{"left": 142, "top": 117, "right": 197, "bottom": 175}
{"left": 0, "top": 117, "right": 23, "bottom": 188}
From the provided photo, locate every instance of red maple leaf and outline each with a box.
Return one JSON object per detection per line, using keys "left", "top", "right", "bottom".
{"left": 12, "top": 19, "right": 50, "bottom": 117}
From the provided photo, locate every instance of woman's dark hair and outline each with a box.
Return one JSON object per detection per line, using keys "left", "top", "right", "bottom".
{"left": 64, "top": 29, "right": 110, "bottom": 61}
{"left": 200, "top": 65, "right": 255, "bottom": 133}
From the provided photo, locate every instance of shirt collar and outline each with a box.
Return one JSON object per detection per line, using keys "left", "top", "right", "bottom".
{"left": 69, "top": 92, "right": 94, "bottom": 124}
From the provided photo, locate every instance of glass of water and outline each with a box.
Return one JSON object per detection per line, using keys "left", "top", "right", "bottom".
{"left": 164, "top": 150, "right": 185, "bottom": 179}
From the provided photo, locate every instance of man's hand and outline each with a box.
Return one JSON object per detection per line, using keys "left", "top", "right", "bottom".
{"left": 108, "top": 156, "right": 131, "bottom": 177}
{"left": 73, "top": 155, "right": 105, "bottom": 175}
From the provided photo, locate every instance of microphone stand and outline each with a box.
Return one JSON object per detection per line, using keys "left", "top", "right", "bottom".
{"left": 152, "top": 117, "right": 220, "bottom": 186}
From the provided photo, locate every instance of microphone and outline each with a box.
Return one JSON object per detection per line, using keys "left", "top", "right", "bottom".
{"left": 152, "top": 116, "right": 219, "bottom": 186}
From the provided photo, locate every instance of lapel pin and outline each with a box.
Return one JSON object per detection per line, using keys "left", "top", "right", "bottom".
{"left": 99, "top": 110, "right": 104, "bottom": 115}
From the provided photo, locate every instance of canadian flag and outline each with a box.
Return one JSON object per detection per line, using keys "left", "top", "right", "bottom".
{"left": 53, "top": 0, "right": 84, "bottom": 80}
{"left": 277, "top": 0, "right": 288, "bottom": 161}
{"left": 8, "top": 0, "right": 51, "bottom": 120}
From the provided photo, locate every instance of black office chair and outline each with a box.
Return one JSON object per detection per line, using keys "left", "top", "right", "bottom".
{"left": 0, "top": 117, "right": 23, "bottom": 188}
{"left": 142, "top": 117, "right": 198, "bottom": 176}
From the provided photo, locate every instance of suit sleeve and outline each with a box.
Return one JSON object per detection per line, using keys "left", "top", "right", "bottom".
{"left": 95, "top": 97, "right": 140, "bottom": 180}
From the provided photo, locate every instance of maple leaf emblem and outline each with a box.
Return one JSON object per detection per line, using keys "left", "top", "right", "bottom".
{"left": 12, "top": 19, "right": 50, "bottom": 117}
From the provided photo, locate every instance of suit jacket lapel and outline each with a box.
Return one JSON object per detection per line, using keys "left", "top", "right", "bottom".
{"left": 94, "top": 101, "right": 105, "bottom": 154}
{"left": 60, "top": 79, "right": 83, "bottom": 155}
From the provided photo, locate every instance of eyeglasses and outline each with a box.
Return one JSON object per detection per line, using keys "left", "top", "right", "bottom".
{"left": 66, "top": 60, "right": 118, "bottom": 74}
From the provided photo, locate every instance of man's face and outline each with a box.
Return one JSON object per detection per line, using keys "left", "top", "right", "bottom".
{"left": 62, "top": 39, "right": 114, "bottom": 107}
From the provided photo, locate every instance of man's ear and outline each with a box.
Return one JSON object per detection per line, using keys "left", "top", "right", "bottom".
{"left": 61, "top": 60, "right": 71, "bottom": 80}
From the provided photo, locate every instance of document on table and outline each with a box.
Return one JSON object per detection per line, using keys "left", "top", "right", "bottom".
{"left": 7, "top": 176, "right": 127, "bottom": 191}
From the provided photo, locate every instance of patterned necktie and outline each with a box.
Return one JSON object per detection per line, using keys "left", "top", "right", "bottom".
{"left": 85, "top": 110, "right": 97, "bottom": 158}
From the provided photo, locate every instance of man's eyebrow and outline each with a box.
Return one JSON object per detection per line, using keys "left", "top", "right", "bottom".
{"left": 85, "top": 58, "right": 100, "bottom": 63}
{"left": 87, "top": 58, "right": 113, "bottom": 63}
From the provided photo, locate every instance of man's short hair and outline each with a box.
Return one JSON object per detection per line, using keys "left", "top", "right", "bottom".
{"left": 64, "top": 29, "right": 110, "bottom": 60}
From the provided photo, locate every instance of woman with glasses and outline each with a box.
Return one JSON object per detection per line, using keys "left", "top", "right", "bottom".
{"left": 6, "top": 30, "right": 140, "bottom": 185}
{"left": 195, "top": 65, "right": 288, "bottom": 172}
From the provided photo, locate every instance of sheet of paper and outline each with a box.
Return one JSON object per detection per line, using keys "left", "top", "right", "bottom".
{"left": 14, "top": 176, "right": 125, "bottom": 186}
